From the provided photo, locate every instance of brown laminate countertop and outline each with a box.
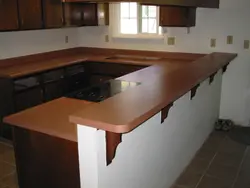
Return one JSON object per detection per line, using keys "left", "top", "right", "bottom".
{"left": 69, "top": 52, "right": 237, "bottom": 133}
{"left": 2, "top": 47, "right": 237, "bottom": 140}
{"left": 4, "top": 98, "right": 93, "bottom": 142}
{"left": 0, "top": 47, "right": 202, "bottom": 78}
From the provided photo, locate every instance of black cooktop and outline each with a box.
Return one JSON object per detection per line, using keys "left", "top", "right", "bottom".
{"left": 66, "top": 79, "right": 141, "bottom": 102}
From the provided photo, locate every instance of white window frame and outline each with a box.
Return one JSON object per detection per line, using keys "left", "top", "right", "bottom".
{"left": 109, "top": 3, "right": 164, "bottom": 39}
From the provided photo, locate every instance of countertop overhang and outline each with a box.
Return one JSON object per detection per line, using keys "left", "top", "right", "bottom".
{"left": 69, "top": 52, "right": 237, "bottom": 133}
{"left": 2, "top": 47, "right": 237, "bottom": 141}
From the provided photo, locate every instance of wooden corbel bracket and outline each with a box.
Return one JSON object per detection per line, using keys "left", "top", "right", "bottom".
{"left": 222, "top": 63, "right": 229, "bottom": 73}
{"left": 161, "top": 102, "right": 174, "bottom": 123}
{"left": 209, "top": 72, "right": 217, "bottom": 85}
{"left": 106, "top": 132, "right": 122, "bottom": 166}
{"left": 191, "top": 84, "right": 200, "bottom": 100}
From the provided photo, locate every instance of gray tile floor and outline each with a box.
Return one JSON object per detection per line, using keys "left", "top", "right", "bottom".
{"left": 173, "top": 131, "right": 250, "bottom": 188}
{"left": 0, "top": 142, "right": 18, "bottom": 188}
{"left": 1, "top": 131, "right": 249, "bottom": 188}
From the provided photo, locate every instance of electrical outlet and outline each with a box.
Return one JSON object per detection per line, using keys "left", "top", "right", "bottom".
{"left": 105, "top": 35, "right": 109, "bottom": 42}
{"left": 244, "top": 40, "right": 250, "bottom": 49}
{"left": 227, "top": 35, "right": 233, "bottom": 45}
{"left": 210, "top": 38, "right": 216, "bottom": 48}
{"left": 65, "top": 36, "right": 69, "bottom": 44}
{"left": 167, "top": 37, "right": 175, "bottom": 46}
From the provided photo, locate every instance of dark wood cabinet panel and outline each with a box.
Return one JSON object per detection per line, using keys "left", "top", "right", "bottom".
{"left": 44, "top": 80, "right": 65, "bottom": 101}
{"left": 14, "top": 87, "right": 43, "bottom": 112}
{"left": 64, "top": 0, "right": 219, "bottom": 8}
{"left": 43, "top": 0, "right": 64, "bottom": 28}
{"left": 81, "top": 3, "right": 98, "bottom": 26}
{"left": 0, "top": 0, "right": 19, "bottom": 30}
{"left": 18, "top": 0, "right": 43, "bottom": 29}
{"left": 13, "top": 127, "right": 80, "bottom": 188}
{"left": 64, "top": 2, "right": 109, "bottom": 26}
{"left": 159, "top": 6, "right": 196, "bottom": 27}
{"left": 64, "top": 3, "right": 85, "bottom": 26}
{"left": 0, "top": 78, "right": 14, "bottom": 140}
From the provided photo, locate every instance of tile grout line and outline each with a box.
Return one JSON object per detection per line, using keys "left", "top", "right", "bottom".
{"left": 194, "top": 134, "right": 227, "bottom": 188}
{"left": 231, "top": 146, "right": 249, "bottom": 188}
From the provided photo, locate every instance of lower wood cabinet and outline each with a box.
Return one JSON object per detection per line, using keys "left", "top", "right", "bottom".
{"left": 14, "top": 87, "right": 43, "bottom": 112}
{"left": 13, "top": 127, "right": 80, "bottom": 188}
{"left": 0, "top": 78, "right": 14, "bottom": 140}
{"left": 44, "top": 80, "right": 65, "bottom": 101}
{"left": 0, "top": 62, "right": 146, "bottom": 140}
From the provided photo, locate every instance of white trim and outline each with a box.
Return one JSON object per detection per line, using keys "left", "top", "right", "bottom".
{"left": 112, "top": 33, "right": 164, "bottom": 40}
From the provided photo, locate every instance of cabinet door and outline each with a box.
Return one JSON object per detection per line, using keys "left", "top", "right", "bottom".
{"left": 43, "top": 0, "right": 64, "bottom": 28}
{"left": 44, "top": 80, "right": 65, "bottom": 101}
{"left": 0, "top": 0, "right": 19, "bottom": 30}
{"left": 64, "top": 3, "right": 85, "bottom": 26}
{"left": 15, "top": 87, "right": 43, "bottom": 112}
{"left": 18, "top": 0, "right": 43, "bottom": 29}
{"left": 159, "top": 6, "right": 196, "bottom": 27}
{"left": 82, "top": 3, "right": 98, "bottom": 26}
{"left": 97, "top": 3, "right": 109, "bottom": 26}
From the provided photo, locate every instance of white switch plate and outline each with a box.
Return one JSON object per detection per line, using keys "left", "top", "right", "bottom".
{"left": 244, "top": 40, "right": 250, "bottom": 49}
{"left": 167, "top": 37, "right": 175, "bottom": 46}
{"left": 210, "top": 38, "right": 216, "bottom": 48}
{"left": 227, "top": 35, "right": 233, "bottom": 45}
{"left": 65, "top": 36, "right": 69, "bottom": 43}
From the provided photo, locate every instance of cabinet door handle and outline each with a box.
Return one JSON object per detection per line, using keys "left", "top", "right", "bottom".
{"left": 20, "top": 19, "right": 24, "bottom": 26}
{"left": 81, "top": 12, "right": 84, "bottom": 21}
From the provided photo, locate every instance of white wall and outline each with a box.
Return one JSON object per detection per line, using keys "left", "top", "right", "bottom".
{"left": 0, "top": 28, "right": 78, "bottom": 59}
{"left": 77, "top": 71, "right": 222, "bottom": 188}
{"left": 77, "top": 0, "right": 250, "bottom": 126}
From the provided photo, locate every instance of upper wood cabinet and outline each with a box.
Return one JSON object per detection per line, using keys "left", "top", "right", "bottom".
{"left": 159, "top": 6, "right": 196, "bottom": 27}
{"left": 63, "top": 0, "right": 219, "bottom": 8}
{"left": 18, "top": 0, "right": 43, "bottom": 29}
{"left": 0, "top": 0, "right": 19, "bottom": 30}
{"left": 64, "top": 3, "right": 85, "bottom": 26}
{"left": 64, "top": 2, "right": 109, "bottom": 26}
{"left": 43, "top": 0, "right": 64, "bottom": 28}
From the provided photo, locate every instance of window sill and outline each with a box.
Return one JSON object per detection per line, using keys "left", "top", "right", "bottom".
{"left": 112, "top": 34, "right": 164, "bottom": 40}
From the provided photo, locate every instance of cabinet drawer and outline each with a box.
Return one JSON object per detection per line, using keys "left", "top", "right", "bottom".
{"left": 65, "top": 64, "right": 85, "bottom": 76}
{"left": 15, "top": 87, "right": 43, "bottom": 112}
{"left": 66, "top": 72, "right": 90, "bottom": 93}
{"left": 44, "top": 80, "right": 65, "bottom": 101}
{"left": 43, "top": 69, "right": 64, "bottom": 83}
{"left": 14, "top": 76, "right": 40, "bottom": 92}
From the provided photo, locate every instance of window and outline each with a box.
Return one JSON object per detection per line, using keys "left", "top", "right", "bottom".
{"left": 118, "top": 3, "right": 162, "bottom": 36}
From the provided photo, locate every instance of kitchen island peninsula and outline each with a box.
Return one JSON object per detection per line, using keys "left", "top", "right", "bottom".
{"left": 2, "top": 48, "right": 236, "bottom": 188}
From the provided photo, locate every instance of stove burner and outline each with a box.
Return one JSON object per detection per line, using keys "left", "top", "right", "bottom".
{"left": 66, "top": 79, "right": 140, "bottom": 102}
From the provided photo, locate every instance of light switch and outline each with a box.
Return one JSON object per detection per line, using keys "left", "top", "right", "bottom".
{"left": 227, "top": 35, "right": 233, "bottom": 45}
{"left": 168, "top": 37, "right": 175, "bottom": 46}
{"left": 244, "top": 40, "right": 250, "bottom": 49}
{"left": 210, "top": 38, "right": 216, "bottom": 48}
